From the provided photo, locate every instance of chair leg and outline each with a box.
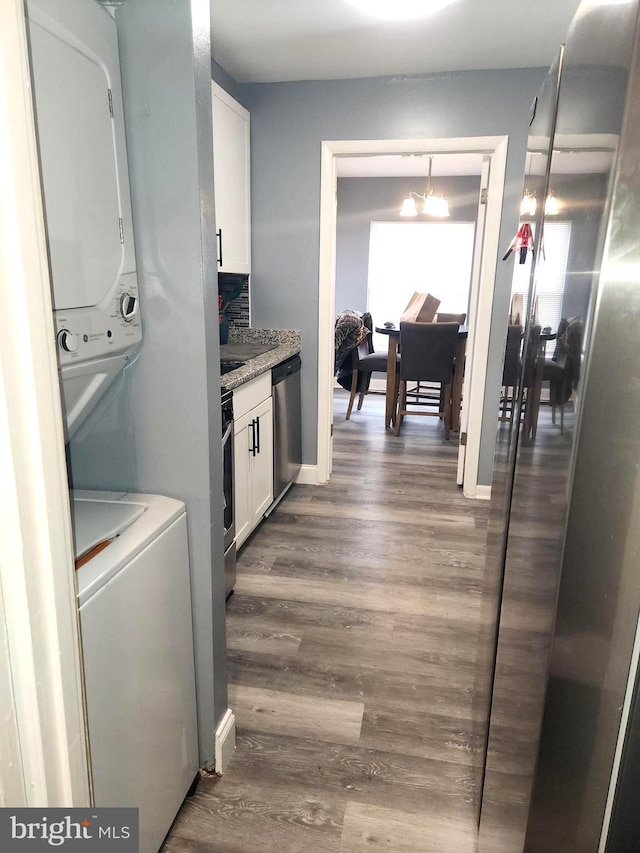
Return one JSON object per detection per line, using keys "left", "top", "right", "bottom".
{"left": 357, "top": 370, "right": 369, "bottom": 411}
{"left": 560, "top": 402, "right": 564, "bottom": 434}
{"left": 345, "top": 368, "right": 358, "bottom": 420}
{"left": 391, "top": 372, "right": 401, "bottom": 427}
{"left": 443, "top": 383, "right": 451, "bottom": 440}
{"left": 394, "top": 381, "right": 406, "bottom": 436}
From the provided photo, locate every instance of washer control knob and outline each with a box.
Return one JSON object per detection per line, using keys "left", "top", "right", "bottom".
{"left": 57, "top": 329, "right": 79, "bottom": 353}
{"left": 120, "top": 292, "right": 138, "bottom": 323}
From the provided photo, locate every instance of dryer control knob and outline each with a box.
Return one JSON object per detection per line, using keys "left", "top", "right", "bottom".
{"left": 120, "top": 293, "right": 138, "bottom": 323}
{"left": 58, "top": 329, "right": 79, "bottom": 353}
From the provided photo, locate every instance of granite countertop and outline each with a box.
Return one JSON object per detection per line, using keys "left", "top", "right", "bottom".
{"left": 220, "top": 328, "right": 301, "bottom": 391}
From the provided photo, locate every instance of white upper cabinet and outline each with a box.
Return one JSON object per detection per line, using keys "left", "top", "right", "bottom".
{"left": 211, "top": 82, "right": 251, "bottom": 274}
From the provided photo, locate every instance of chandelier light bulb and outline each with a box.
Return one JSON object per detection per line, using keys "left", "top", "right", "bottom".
{"left": 424, "top": 194, "right": 449, "bottom": 217}
{"left": 545, "top": 192, "right": 560, "bottom": 216}
{"left": 400, "top": 195, "right": 419, "bottom": 217}
{"left": 520, "top": 191, "right": 537, "bottom": 217}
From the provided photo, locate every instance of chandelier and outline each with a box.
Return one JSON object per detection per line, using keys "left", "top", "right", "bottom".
{"left": 399, "top": 156, "right": 450, "bottom": 218}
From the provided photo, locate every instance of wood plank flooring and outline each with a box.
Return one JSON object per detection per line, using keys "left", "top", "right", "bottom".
{"left": 162, "top": 391, "right": 489, "bottom": 853}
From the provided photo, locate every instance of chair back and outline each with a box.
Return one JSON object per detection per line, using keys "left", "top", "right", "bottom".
{"left": 502, "top": 324, "right": 522, "bottom": 386}
{"left": 399, "top": 322, "right": 459, "bottom": 383}
{"left": 436, "top": 312, "right": 466, "bottom": 325}
{"left": 347, "top": 331, "right": 373, "bottom": 370}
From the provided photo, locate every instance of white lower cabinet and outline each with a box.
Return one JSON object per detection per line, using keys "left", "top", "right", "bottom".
{"left": 233, "top": 373, "right": 273, "bottom": 548}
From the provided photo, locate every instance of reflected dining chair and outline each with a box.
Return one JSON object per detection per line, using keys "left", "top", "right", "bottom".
{"left": 499, "top": 324, "right": 523, "bottom": 424}
{"left": 543, "top": 317, "right": 583, "bottom": 433}
{"left": 521, "top": 325, "right": 544, "bottom": 445}
{"left": 394, "top": 321, "right": 459, "bottom": 438}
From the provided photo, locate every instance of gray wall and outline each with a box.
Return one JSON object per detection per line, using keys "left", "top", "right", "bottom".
{"left": 68, "top": 0, "right": 227, "bottom": 768}
{"left": 554, "top": 172, "right": 609, "bottom": 322}
{"left": 211, "top": 58, "right": 245, "bottom": 105}
{"left": 239, "top": 68, "right": 548, "bottom": 483}
{"left": 335, "top": 175, "right": 482, "bottom": 314}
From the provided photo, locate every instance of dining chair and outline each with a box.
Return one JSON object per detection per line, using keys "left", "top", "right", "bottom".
{"left": 345, "top": 329, "right": 400, "bottom": 420}
{"left": 394, "top": 322, "right": 459, "bottom": 438}
{"left": 413, "top": 313, "right": 466, "bottom": 406}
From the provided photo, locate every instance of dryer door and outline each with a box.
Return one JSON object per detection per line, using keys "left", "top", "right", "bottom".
{"left": 29, "top": 20, "right": 124, "bottom": 311}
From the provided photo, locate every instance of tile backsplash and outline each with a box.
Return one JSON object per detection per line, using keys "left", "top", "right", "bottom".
{"left": 219, "top": 273, "right": 249, "bottom": 328}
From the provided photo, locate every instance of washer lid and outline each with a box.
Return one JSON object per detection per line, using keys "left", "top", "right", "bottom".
{"left": 73, "top": 495, "right": 146, "bottom": 559}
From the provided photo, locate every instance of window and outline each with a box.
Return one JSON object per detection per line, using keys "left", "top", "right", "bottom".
{"left": 511, "top": 221, "right": 572, "bottom": 331}
{"left": 367, "top": 221, "right": 475, "bottom": 350}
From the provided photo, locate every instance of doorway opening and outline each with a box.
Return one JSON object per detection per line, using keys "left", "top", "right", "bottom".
{"left": 318, "top": 137, "right": 508, "bottom": 498}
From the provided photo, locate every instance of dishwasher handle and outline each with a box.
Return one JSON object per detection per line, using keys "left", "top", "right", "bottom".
{"left": 272, "top": 354, "right": 301, "bottom": 386}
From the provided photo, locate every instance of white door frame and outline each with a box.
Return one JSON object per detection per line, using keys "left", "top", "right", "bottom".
{"left": 0, "top": 0, "right": 91, "bottom": 807}
{"left": 457, "top": 155, "right": 491, "bottom": 488}
{"left": 317, "top": 136, "right": 509, "bottom": 493}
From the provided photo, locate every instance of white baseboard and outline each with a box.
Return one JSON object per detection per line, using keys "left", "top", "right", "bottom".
{"left": 214, "top": 708, "right": 236, "bottom": 774}
{"left": 475, "top": 485, "right": 492, "bottom": 500}
{"left": 295, "top": 464, "right": 319, "bottom": 485}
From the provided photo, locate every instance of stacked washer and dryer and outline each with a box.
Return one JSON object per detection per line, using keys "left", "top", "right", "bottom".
{"left": 27, "top": 1, "right": 199, "bottom": 851}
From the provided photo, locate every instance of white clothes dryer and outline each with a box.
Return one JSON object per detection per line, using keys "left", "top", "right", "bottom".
{"left": 27, "top": 0, "right": 142, "bottom": 439}
{"left": 74, "top": 491, "right": 198, "bottom": 853}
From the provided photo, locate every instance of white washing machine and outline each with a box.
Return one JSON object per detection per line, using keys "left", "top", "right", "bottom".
{"left": 74, "top": 491, "right": 199, "bottom": 853}
{"left": 27, "top": 0, "right": 142, "bottom": 439}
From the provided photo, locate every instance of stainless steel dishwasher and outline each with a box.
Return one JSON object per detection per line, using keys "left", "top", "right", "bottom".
{"left": 270, "top": 355, "right": 302, "bottom": 510}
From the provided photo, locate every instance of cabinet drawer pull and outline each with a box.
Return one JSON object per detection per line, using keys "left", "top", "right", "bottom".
{"left": 250, "top": 418, "right": 257, "bottom": 456}
{"left": 256, "top": 415, "right": 261, "bottom": 454}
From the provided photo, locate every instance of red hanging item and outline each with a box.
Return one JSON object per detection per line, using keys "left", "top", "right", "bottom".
{"left": 503, "top": 222, "right": 534, "bottom": 264}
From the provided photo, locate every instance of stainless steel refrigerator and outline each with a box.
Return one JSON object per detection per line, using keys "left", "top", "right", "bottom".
{"left": 477, "top": 1, "right": 640, "bottom": 850}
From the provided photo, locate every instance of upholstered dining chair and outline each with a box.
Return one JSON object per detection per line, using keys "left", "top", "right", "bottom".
{"left": 345, "top": 329, "right": 400, "bottom": 420}
{"left": 394, "top": 322, "right": 459, "bottom": 438}
{"left": 413, "top": 313, "right": 466, "bottom": 403}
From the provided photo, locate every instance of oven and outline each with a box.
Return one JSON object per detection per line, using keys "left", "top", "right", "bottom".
{"left": 221, "top": 390, "right": 236, "bottom": 597}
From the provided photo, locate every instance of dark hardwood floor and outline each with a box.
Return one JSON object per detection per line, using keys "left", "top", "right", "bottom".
{"left": 162, "top": 390, "right": 490, "bottom": 852}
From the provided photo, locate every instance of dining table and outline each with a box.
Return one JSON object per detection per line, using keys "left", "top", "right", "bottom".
{"left": 375, "top": 324, "right": 468, "bottom": 431}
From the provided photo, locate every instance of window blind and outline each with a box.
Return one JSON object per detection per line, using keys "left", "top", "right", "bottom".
{"left": 366, "top": 221, "right": 475, "bottom": 350}
{"left": 511, "top": 221, "right": 572, "bottom": 331}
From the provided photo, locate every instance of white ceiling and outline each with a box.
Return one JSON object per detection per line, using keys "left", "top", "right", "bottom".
{"left": 335, "top": 146, "right": 614, "bottom": 180}
{"left": 337, "top": 153, "right": 485, "bottom": 177}
{"left": 211, "top": 0, "right": 583, "bottom": 84}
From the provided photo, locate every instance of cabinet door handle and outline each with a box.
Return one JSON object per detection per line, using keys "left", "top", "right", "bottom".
{"left": 249, "top": 419, "right": 257, "bottom": 456}
{"left": 216, "top": 228, "right": 223, "bottom": 267}
{"left": 256, "top": 415, "right": 261, "bottom": 454}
